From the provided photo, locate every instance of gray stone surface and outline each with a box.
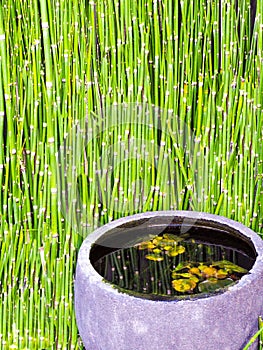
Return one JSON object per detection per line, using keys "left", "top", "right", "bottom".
{"left": 75, "top": 211, "right": 263, "bottom": 350}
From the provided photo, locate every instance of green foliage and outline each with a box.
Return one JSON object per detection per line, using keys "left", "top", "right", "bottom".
{"left": 0, "top": 0, "right": 262, "bottom": 348}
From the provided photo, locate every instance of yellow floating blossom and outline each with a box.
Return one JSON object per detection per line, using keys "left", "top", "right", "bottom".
{"left": 145, "top": 254, "right": 164, "bottom": 262}
{"left": 168, "top": 245, "right": 185, "bottom": 257}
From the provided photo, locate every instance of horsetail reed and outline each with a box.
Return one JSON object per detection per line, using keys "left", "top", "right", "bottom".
{"left": 0, "top": 0, "right": 262, "bottom": 348}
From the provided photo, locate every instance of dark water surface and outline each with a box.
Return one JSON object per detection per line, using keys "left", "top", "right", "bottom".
{"left": 90, "top": 224, "right": 256, "bottom": 300}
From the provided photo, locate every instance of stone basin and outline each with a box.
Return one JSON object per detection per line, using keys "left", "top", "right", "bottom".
{"left": 75, "top": 211, "right": 263, "bottom": 350}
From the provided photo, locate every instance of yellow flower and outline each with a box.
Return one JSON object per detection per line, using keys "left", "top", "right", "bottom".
{"left": 201, "top": 266, "right": 217, "bottom": 277}
{"left": 145, "top": 254, "right": 164, "bottom": 262}
{"left": 189, "top": 267, "right": 201, "bottom": 276}
{"left": 168, "top": 245, "right": 185, "bottom": 257}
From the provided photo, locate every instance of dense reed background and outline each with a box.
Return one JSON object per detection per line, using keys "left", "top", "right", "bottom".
{"left": 0, "top": 0, "right": 262, "bottom": 348}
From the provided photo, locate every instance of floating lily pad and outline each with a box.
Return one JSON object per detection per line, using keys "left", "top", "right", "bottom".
{"left": 212, "top": 260, "right": 248, "bottom": 274}
{"left": 189, "top": 275, "right": 200, "bottom": 283}
{"left": 215, "top": 269, "right": 229, "bottom": 279}
{"left": 171, "top": 272, "right": 192, "bottom": 279}
{"left": 198, "top": 278, "right": 234, "bottom": 293}
{"left": 172, "top": 262, "right": 191, "bottom": 272}
{"left": 171, "top": 272, "right": 200, "bottom": 283}
{"left": 172, "top": 278, "right": 196, "bottom": 293}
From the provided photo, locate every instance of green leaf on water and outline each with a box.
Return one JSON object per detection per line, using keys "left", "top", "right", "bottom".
{"left": 172, "top": 278, "right": 197, "bottom": 293}
{"left": 215, "top": 269, "right": 229, "bottom": 279}
{"left": 198, "top": 278, "right": 234, "bottom": 293}
{"left": 172, "top": 272, "right": 200, "bottom": 283}
{"left": 171, "top": 272, "right": 193, "bottom": 279}
{"left": 212, "top": 260, "right": 248, "bottom": 274}
{"left": 172, "top": 262, "right": 191, "bottom": 272}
